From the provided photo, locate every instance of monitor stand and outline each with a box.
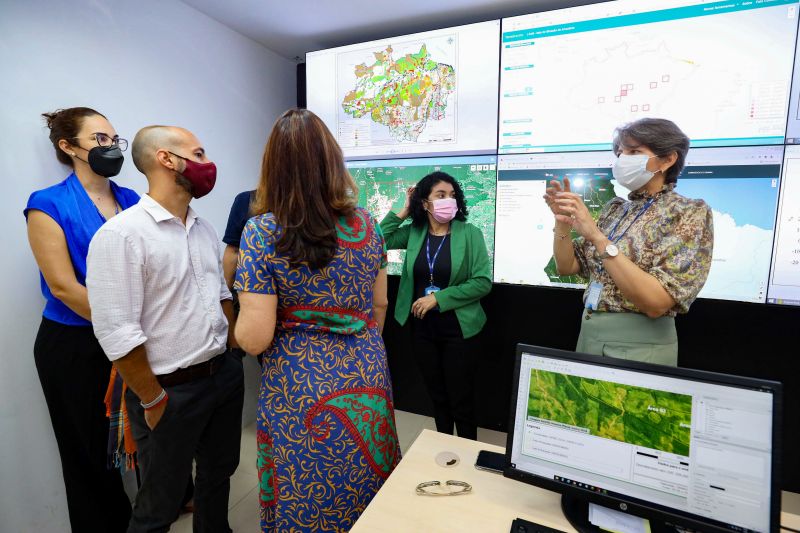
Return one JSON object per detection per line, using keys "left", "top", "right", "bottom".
{"left": 560, "top": 494, "right": 679, "bottom": 533}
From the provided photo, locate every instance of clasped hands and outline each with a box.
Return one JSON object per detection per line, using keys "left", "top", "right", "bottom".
{"left": 542, "top": 177, "right": 603, "bottom": 243}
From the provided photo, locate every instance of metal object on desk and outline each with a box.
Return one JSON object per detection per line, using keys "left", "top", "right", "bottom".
{"left": 415, "top": 480, "right": 473, "bottom": 496}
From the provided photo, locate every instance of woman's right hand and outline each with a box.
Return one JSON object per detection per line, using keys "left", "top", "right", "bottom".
{"left": 397, "top": 186, "right": 415, "bottom": 220}
{"left": 543, "top": 177, "right": 572, "bottom": 216}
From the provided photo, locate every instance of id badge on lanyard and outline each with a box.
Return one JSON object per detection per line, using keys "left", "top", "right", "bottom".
{"left": 584, "top": 281, "right": 603, "bottom": 312}
{"left": 425, "top": 285, "right": 440, "bottom": 296}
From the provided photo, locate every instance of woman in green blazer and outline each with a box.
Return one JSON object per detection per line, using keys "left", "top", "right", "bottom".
{"left": 380, "top": 171, "right": 491, "bottom": 440}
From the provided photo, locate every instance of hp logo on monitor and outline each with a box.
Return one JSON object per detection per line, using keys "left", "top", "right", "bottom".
{"left": 619, "top": 504, "right": 628, "bottom": 511}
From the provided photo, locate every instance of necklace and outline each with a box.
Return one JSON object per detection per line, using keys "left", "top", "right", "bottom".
{"left": 429, "top": 224, "right": 451, "bottom": 237}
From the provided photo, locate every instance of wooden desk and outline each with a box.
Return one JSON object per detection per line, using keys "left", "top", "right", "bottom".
{"left": 353, "top": 429, "right": 800, "bottom": 533}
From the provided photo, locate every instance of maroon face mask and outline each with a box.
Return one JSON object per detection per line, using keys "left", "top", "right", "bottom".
{"left": 170, "top": 152, "right": 217, "bottom": 198}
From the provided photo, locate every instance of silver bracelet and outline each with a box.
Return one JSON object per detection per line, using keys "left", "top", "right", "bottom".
{"left": 415, "top": 480, "right": 473, "bottom": 496}
{"left": 140, "top": 388, "right": 167, "bottom": 409}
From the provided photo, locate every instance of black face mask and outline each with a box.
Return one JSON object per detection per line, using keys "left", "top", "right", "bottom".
{"left": 87, "top": 146, "right": 124, "bottom": 177}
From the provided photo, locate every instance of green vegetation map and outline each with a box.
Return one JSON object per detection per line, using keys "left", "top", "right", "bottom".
{"left": 349, "top": 162, "right": 495, "bottom": 276}
{"left": 528, "top": 368, "right": 692, "bottom": 456}
{"left": 543, "top": 176, "right": 618, "bottom": 285}
{"left": 341, "top": 44, "right": 456, "bottom": 142}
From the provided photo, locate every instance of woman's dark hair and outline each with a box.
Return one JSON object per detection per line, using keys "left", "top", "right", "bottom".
{"left": 42, "top": 107, "right": 106, "bottom": 167}
{"left": 613, "top": 118, "right": 690, "bottom": 184}
{"left": 409, "top": 171, "right": 468, "bottom": 227}
{"left": 251, "top": 108, "right": 357, "bottom": 269}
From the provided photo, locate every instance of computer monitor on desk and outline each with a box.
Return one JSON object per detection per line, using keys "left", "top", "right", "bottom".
{"left": 504, "top": 345, "right": 782, "bottom": 533}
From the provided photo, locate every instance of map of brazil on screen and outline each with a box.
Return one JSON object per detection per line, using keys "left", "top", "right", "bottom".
{"left": 337, "top": 35, "right": 458, "bottom": 150}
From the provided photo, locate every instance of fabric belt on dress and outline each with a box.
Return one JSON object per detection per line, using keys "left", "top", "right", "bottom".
{"left": 156, "top": 352, "right": 226, "bottom": 387}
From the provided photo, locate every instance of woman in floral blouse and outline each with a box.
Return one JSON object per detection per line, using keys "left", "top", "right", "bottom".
{"left": 544, "top": 118, "right": 713, "bottom": 366}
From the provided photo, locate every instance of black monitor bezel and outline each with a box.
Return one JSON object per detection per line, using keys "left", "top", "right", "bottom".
{"left": 504, "top": 344, "right": 783, "bottom": 533}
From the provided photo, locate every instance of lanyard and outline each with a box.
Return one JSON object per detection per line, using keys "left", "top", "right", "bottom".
{"left": 607, "top": 198, "right": 655, "bottom": 243}
{"left": 426, "top": 234, "right": 448, "bottom": 285}
{"left": 595, "top": 198, "right": 655, "bottom": 276}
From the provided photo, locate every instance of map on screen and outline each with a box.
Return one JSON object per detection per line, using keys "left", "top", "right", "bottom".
{"left": 307, "top": 21, "right": 500, "bottom": 159}
{"left": 347, "top": 156, "right": 497, "bottom": 275}
{"left": 493, "top": 147, "right": 783, "bottom": 304}
{"left": 499, "top": 0, "right": 799, "bottom": 153}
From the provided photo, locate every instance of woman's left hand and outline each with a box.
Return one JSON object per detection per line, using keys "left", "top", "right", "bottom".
{"left": 553, "top": 192, "right": 603, "bottom": 242}
{"left": 411, "top": 294, "right": 438, "bottom": 319}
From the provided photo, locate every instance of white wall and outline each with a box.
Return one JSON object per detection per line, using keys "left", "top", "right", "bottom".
{"left": 0, "top": 1, "right": 295, "bottom": 531}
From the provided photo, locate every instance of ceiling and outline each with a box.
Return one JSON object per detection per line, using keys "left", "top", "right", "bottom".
{"left": 181, "top": 0, "right": 600, "bottom": 60}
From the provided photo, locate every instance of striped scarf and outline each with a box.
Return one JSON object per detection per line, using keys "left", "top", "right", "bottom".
{"left": 104, "top": 366, "right": 137, "bottom": 470}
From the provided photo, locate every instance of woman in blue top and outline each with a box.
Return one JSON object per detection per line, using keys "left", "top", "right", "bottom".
{"left": 24, "top": 107, "right": 139, "bottom": 532}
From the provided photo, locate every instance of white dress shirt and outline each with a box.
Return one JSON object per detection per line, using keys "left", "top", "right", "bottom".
{"left": 87, "top": 194, "right": 232, "bottom": 375}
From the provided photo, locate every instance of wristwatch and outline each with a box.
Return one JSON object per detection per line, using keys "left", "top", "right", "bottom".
{"left": 598, "top": 243, "right": 619, "bottom": 260}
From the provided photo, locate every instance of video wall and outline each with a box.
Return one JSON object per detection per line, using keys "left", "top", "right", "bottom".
{"left": 307, "top": 0, "right": 800, "bottom": 307}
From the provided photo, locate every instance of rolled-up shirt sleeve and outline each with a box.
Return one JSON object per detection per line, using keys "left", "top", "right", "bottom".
{"left": 86, "top": 228, "right": 147, "bottom": 360}
{"left": 572, "top": 236, "right": 590, "bottom": 279}
{"left": 650, "top": 201, "right": 714, "bottom": 313}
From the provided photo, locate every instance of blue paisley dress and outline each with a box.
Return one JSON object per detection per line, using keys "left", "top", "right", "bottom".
{"left": 234, "top": 207, "right": 400, "bottom": 532}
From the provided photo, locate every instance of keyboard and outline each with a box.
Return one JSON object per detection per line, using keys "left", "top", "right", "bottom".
{"left": 510, "top": 517, "right": 568, "bottom": 533}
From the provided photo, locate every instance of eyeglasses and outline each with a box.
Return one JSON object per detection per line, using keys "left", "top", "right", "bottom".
{"left": 72, "top": 132, "right": 128, "bottom": 152}
{"left": 415, "top": 480, "right": 472, "bottom": 496}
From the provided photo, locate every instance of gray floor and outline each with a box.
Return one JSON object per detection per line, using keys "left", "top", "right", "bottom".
{"left": 168, "top": 410, "right": 507, "bottom": 532}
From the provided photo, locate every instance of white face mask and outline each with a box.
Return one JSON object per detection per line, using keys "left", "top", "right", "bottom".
{"left": 612, "top": 154, "right": 656, "bottom": 192}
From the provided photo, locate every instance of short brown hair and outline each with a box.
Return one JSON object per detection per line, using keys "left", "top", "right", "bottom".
{"left": 251, "top": 108, "right": 357, "bottom": 269}
{"left": 42, "top": 107, "right": 106, "bottom": 167}
{"left": 613, "top": 118, "right": 690, "bottom": 184}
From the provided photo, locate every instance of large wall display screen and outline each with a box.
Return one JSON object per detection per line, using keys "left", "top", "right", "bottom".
{"left": 346, "top": 156, "right": 497, "bottom": 275}
{"left": 767, "top": 145, "right": 800, "bottom": 306}
{"left": 784, "top": 41, "right": 800, "bottom": 143}
{"left": 493, "top": 146, "right": 783, "bottom": 304}
{"left": 307, "top": 21, "right": 500, "bottom": 160}
{"left": 499, "top": 0, "right": 800, "bottom": 154}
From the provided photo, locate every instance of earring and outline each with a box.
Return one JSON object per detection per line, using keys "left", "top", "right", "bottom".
{"left": 70, "top": 152, "right": 76, "bottom": 156}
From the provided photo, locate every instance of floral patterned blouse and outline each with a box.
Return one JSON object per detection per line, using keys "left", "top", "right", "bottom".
{"left": 573, "top": 183, "right": 714, "bottom": 317}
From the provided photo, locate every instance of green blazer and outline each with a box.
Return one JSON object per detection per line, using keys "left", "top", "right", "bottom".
{"left": 380, "top": 212, "right": 492, "bottom": 339}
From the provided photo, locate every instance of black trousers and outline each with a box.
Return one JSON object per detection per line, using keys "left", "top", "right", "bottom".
{"left": 412, "top": 331, "right": 480, "bottom": 440}
{"left": 125, "top": 351, "right": 244, "bottom": 533}
{"left": 33, "top": 317, "right": 132, "bottom": 533}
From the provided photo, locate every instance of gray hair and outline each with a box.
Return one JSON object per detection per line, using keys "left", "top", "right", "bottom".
{"left": 613, "top": 118, "right": 690, "bottom": 184}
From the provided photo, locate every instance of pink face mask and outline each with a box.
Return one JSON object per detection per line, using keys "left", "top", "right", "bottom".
{"left": 429, "top": 198, "right": 458, "bottom": 224}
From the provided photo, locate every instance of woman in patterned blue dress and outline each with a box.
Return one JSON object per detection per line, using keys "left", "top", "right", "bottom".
{"left": 234, "top": 108, "right": 400, "bottom": 532}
